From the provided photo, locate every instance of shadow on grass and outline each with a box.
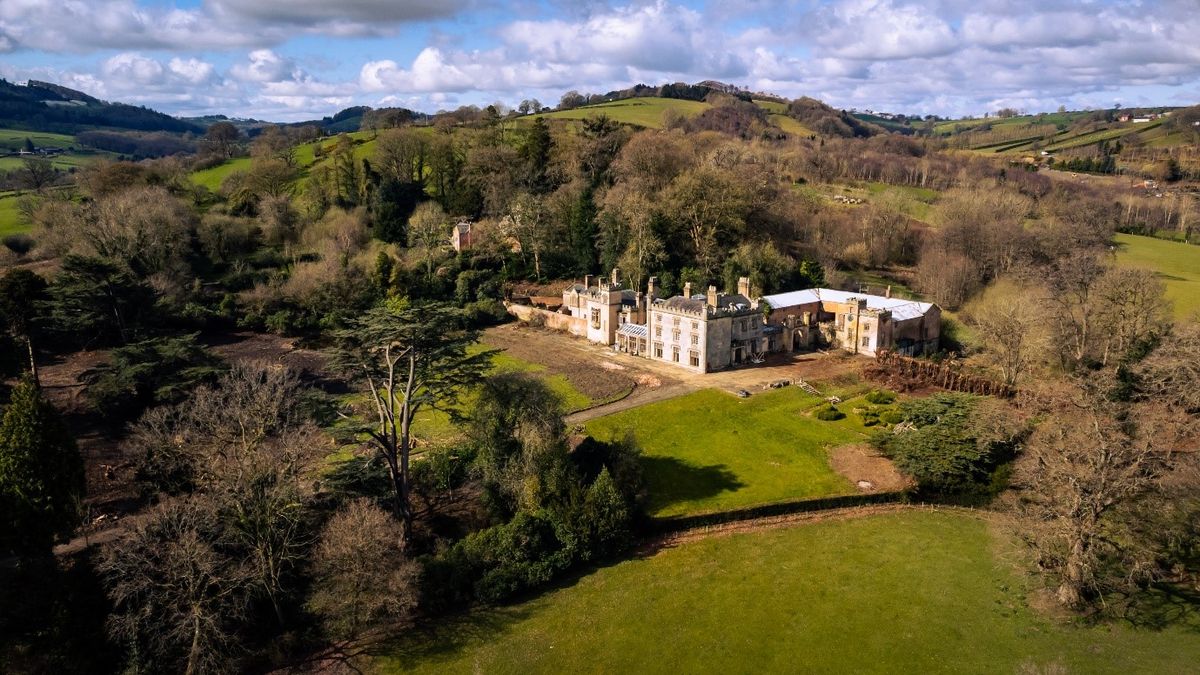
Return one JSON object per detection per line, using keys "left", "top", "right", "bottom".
{"left": 381, "top": 603, "right": 538, "bottom": 668}
{"left": 642, "top": 456, "right": 745, "bottom": 513}
{"left": 1118, "top": 584, "right": 1200, "bottom": 633}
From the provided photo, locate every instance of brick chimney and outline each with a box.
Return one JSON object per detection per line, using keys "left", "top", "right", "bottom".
{"left": 683, "top": 282, "right": 693, "bottom": 298}
{"left": 738, "top": 276, "right": 751, "bottom": 298}
{"left": 706, "top": 285, "right": 718, "bottom": 308}
{"left": 611, "top": 266, "right": 620, "bottom": 285}
{"left": 647, "top": 276, "right": 658, "bottom": 300}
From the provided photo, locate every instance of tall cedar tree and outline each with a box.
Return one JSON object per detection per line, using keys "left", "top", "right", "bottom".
{"left": 332, "top": 299, "right": 492, "bottom": 541}
{"left": 0, "top": 379, "right": 85, "bottom": 554}
{"left": 0, "top": 268, "right": 48, "bottom": 382}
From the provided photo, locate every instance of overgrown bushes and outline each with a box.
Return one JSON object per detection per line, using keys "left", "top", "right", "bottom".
{"left": 871, "top": 393, "right": 1025, "bottom": 500}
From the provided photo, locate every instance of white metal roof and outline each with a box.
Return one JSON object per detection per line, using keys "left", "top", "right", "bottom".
{"left": 761, "top": 288, "right": 936, "bottom": 322}
{"left": 617, "top": 323, "right": 648, "bottom": 338}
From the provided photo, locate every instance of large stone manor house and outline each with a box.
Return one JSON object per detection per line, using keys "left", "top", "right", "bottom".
{"left": 552, "top": 268, "right": 940, "bottom": 373}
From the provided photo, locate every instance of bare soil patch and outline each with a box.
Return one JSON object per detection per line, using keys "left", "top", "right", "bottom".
{"left": 483, "top": 324, "right": 634, "bottom": 403}
{"left": 828, "top": 443, "right": 911, "bottom": 493}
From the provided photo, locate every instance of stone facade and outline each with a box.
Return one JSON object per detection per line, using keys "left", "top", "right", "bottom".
{"left": 549, "top": 270, "right": 941, "bottom": 373}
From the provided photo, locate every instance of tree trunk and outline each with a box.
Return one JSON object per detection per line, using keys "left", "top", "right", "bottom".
{"left": 186, "top": 613, "right": 203, "bottom": 675}
{"left": 26, "top": 336, "right": 38, "bottom": 386}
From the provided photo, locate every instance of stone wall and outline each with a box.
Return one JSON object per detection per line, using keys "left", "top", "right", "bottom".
{"left": 505, "top": 302, "right": 587, "bottom": 337}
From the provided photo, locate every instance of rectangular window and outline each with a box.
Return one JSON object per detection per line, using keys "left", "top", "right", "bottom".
{"left": 655, "top": 326, "right": 662, "bottom": 337}
{"left": 673, "top": 329, "right": 680, "bottom": 341}
{"left": 654, "top": 343, "right": 663, "bottom": 358}
{"left": 672, "top": 347, "right": 680, "bottom": 362}
{"left": 861, "top": 336, "right": 871, "bottom": 347}
{"left": 690, "top": 334, "right": 699, "bottom": 345}
{"left": 691, "top": 321, "right": 698, "bottom": 330}
{"left": 689, "top": 352, "right": 700, "bottom": 367}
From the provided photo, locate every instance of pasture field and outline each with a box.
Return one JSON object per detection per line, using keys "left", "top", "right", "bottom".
{"left": 191, "top": 157, "right": 252, "bottom": 191}
{"left": 380, "top": 509, "right": 1200, "bottom": 674}
{"left": 1114, "top": 233, "right": 1200, "bottom": 321}
{"left": 527, "top": 97, "right": 710, "bottom": 128}
{"left": 0, "top": 193, "right": 25, "bottom": 237}
{"left": 0, "top": 128, "right": 76, "bottom": 150}
{"left": 586, "top": 386, "right": 874, "bottom": 517}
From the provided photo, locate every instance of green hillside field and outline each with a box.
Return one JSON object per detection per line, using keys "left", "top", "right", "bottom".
{"left": 380, "top": 510, "right": 1200, "bottom": 674}
{"left": 525, "top": 97, "right": 710, "bottom": 128}
{"left": 1114, "top": 232, "right": 1200, "bottom": 321}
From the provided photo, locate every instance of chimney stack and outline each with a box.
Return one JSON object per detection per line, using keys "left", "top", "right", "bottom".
{"left": 885, "top": 285, "right": 892, "bottom": 299}
{"left": 683, "top": 282, "right": 693, "bottom": 298}
{"left": 706, "top": 285, "right": 718, "bottom": 308}
{"left": 738, "top": 276, "right": 751, "bottom": 298}
{"left": 611, "top": 267, "right": 620, "bottom": 285}
{"left": 584, "top": 274, "right": 593, "bottom": 289}
{"left": 647, "top": 276, "right": 659, "bottom": 300}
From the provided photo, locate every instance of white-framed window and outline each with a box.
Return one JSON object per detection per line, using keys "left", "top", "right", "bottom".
{"left": 689, "top": 352, "right": 700, "bottom": 367}
{"left": 690, "top": 334, "right": 699, "bottom": 345}
{"left": 653, "top": 343, "right": 663, "bottom": 358}
{"left": 672, "top": 347, "right": 680, "bottom": 362}
{"left": 861, "top": 336, "right": 871, "bottom": 347}
{"left": 590, "top": 308, "right": 601, "bottom": 329}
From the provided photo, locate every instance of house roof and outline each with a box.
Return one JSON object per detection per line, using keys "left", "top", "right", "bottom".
{"left": 617, "top": 323, "right": 648, "bottom": 338}
{"left": 761, "top": 288, "right": 936, "bottom": 322}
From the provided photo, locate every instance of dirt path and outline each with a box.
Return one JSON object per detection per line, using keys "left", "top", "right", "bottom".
{"left": 566, "top": 381, "right": 696, "bottom": 424}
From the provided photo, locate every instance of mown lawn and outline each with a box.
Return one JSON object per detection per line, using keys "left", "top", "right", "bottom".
{"left": 379, "top": 510, "right": 1200, "bottom": 674}
{"left": 1114, "top": 233, "right": 1200, "bottom": 321}
{"left": 407, "top": 346, "right": 594, "bottom": 445}
{"left": 586, "top": 387, "right": 872, "bottom": 517}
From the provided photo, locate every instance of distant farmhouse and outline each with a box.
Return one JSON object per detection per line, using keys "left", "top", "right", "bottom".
{"left": 511, "top": 268, "right": 940, "bottom": 373}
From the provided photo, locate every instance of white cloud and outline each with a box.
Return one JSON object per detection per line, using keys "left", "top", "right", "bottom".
{"left": 4, "top": 0, "right": 1200, "bottom": 120}
{"left": 230, "top": 50, "right": 302, "bottom": 83}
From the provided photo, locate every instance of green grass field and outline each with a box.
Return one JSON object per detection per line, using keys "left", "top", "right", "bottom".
{"left": 407, "top": 344, "right": 610, "bottom": 446}
{"left": 528, "top": 97, "right": 710, "bottom": 129}
{"left": 586, "top": 387, "right": 874, "bottom": 517}
{"left": 0, "top": 194, "right": 26, "bottom": 237}
{"left": 0, "top": 128, "right": 77, "bottom": 151}
{"left": 190, "top": 157, "right": 253, "bottom": 191}
{"left": 1114, "top": 233, "right": 1200, "bottom": 321}
{"left": 380, "top": 510, "right": 1200, "bottom": 674}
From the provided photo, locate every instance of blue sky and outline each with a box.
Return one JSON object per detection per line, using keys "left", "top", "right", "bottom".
{"left": 2, "top": 0, "right": 1198, "bottom": 121}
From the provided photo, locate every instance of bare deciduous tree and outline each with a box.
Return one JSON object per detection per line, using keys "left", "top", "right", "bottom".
{"left": 966, "top": 279, "right": 1046, "bottom": 386}
{"left": 307, "top": 499, "right": 419, "bottom": 645}
{"left": 102, "top": 496, "right": 252, "bottom": 675}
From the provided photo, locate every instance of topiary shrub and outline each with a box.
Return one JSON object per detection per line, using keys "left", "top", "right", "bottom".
{"left": 865, "top": 389, "right": 897, "bottom": 405}
{"left": 814, "top": 404, "right": 845, "bottom": 421}
{"left": 880, "top": 410, "right": 905, "bottom": 425}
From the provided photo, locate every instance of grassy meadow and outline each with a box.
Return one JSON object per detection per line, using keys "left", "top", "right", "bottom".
{"left": 380, "top": 509, "right": 1200, "bottom": 674}
{"left": 586, "top": 386, "right": 878, "bottom": 517}
{"left": 526, "top": 97, "right": 710, "bottom": 129}
{"left": 0, "top": 194, "right": 26, "bottom": 237}
{"left": 1114, "top": 233, "right": 1200, "bottom": 321}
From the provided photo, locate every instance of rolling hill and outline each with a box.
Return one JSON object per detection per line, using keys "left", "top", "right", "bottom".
{"left": 0, "top": 79, "right": 203, "bottom": 135}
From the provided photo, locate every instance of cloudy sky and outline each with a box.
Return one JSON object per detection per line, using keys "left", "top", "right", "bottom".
{"left": 2, "top": 0, "right": 1198, "bottom": 121}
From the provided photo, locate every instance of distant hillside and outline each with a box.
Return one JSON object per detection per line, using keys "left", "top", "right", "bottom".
{"left": 0, "top": 79, "right": 203, "bottom": 135}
